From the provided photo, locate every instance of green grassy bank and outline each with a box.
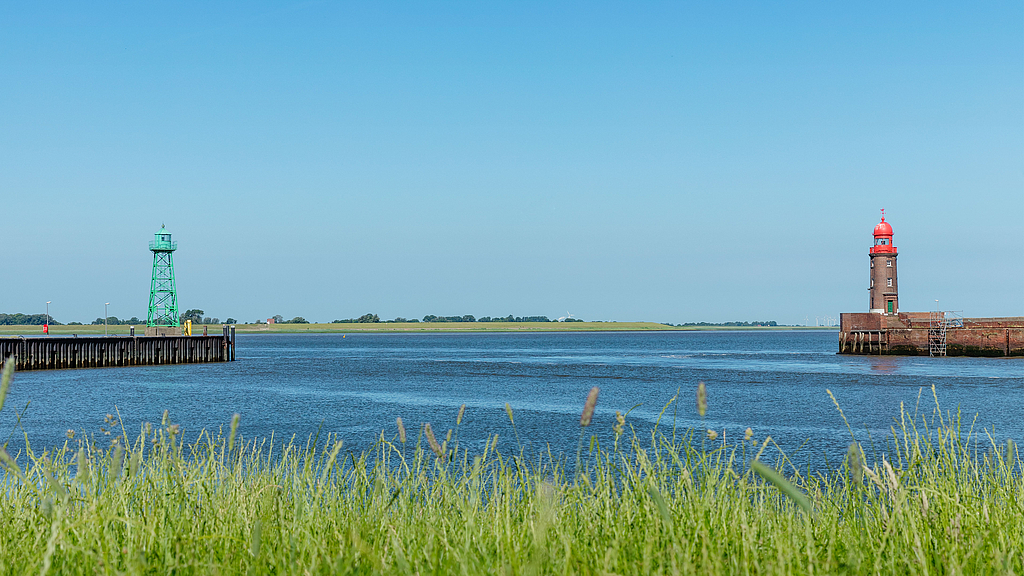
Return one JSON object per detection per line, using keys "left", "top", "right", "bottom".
{"left": 0, "top": 322, "right": 837, "bottom": 336}
{"left": 0, "top": 361, "right": 1020, "bottom": 574}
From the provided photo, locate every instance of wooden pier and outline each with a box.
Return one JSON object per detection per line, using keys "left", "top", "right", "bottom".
{"left": 0, "top": 326, "right": 236, "bottom": 371}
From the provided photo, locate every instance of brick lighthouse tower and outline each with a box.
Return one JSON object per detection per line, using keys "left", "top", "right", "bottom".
{"left": 868, "top": 210, "right": 898, "bottom": 314}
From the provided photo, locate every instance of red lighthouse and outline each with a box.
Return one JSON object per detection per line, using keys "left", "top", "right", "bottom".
{"left": 868, "top": 210, "right": 898, "bottom": 314}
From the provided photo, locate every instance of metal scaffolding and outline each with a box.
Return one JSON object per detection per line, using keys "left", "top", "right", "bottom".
{"left": 929, "top": 311, "right": 963, "bottom": 357}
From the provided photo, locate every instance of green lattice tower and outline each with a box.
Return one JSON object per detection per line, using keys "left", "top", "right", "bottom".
{"left": 147, "top": 225, "right": 180, "bottom": 327}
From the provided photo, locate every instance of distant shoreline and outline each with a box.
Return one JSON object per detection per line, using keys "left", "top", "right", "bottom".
{"left": 0, "top": 322, "right": 839, "bottom": 336}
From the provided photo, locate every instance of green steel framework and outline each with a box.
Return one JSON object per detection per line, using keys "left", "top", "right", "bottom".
{"left": 147, "top": 225, "right": 180, "bottom": 327}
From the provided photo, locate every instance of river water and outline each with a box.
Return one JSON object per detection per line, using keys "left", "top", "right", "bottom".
{"left": 3, "top": 330, "right": 1021, "bottom": 467}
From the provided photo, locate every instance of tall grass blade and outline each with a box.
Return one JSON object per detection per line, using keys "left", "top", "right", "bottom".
{"left": 580, "top": 387, "right": 599, "bottom": 427}
{"left": 396, "top": 417, "right": 406, "bottom": 444}
{"left": 228, "top": 413, "right": 240, "bottom": 452}
{"left": 250, "top": 518, "right": 262, "bottom": 558}
{"left": 424, "top": 423, "right": 443, "bottom": 457}
{"left": 0, "top": 355, "right": 13, "bottom": 413}
{"left": 647, "top": 487, "right": 673, "bottom": 529}
{"left": 751, "top": 459, "right": 813, "bottom": 515}
{"left": 0, "top": 447, "right": 24, "bottom": 480}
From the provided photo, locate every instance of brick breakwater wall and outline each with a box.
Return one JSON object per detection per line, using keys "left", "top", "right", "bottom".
{"left": 839, "top": 314, "right": 1024, "bottom": 356}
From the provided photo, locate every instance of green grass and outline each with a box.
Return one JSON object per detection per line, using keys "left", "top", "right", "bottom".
{"left": 245, "top": 321, "right": 687, "bottom": 333}
{"left": 0, "top": 324, "right": 136, "bottom": 335}
{"left": 0, "top": 363, "right": 1019, "bottom": 574}
{"left": 0, "top": 322, "right": 837, "bottom": 335}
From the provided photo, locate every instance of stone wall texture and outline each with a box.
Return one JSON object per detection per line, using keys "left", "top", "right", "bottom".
{"left": 839, "top": 314, "right": 1024, "bottom": 356}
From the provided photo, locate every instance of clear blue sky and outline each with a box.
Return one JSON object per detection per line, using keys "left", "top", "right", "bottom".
{"left": 2, "top": 2, "right": 1021, "bottom": 324}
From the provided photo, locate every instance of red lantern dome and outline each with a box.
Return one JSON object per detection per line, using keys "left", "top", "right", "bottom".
{"left": 870, "top": 210, "right": 896, "bottom": 254}
{"left": 873, "top": 218, "right": 893, "bottom": 237}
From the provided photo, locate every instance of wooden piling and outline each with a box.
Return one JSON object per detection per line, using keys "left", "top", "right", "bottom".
{"left": 0, "top": 335, "right": 235, "bottom": 371}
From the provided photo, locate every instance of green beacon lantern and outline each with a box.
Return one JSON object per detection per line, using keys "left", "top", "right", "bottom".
{"left": 146, "top": 225, "right": 180, "bottom": 334}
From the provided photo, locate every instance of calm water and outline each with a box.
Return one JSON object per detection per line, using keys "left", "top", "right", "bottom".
{"left": 3, "top": 331, "right": 1022, "bottom": 467}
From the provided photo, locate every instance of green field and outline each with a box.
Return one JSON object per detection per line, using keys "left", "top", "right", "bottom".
{"left": 0, "top": 359, "right": 1019, "bottom": 575}
{"left": 0, "top": 324, "right": 141, "bottom": 336}
{"left": 0, "top": 322, "right": 837, "bottom": 336}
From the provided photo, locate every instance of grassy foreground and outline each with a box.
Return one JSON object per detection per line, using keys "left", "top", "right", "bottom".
{"left": 0, "top": 322, "right": 835, "bottom": 335}
{"left": 0, "top": 364, "right": 1020, "bottom": 575}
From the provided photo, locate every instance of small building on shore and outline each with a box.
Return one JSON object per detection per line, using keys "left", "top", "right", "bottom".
{"left": 838, "top": 212, "right": 1023, "bottom": 356}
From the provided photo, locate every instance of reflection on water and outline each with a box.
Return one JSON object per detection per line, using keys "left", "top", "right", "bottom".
{"left": 867, "top": 357, "right": 899, "bottom": 374}
{"left": 3, "top": 330, "right": 1021, "bottom": 468}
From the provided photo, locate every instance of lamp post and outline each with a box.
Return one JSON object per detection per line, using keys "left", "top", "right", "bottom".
{"left": 105, "top": 302, "right": 110, "bottom": 336}
{"left": 45, "top": 301, "right": 51, "bottom": 335}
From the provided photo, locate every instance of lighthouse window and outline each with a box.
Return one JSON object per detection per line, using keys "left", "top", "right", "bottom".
{"left": 870, "top": 279, "right": 874, "bottom": 287}
{"left": 870, "top": 261, "right": 874, "bottom": 268}
{"left": 887, "top": 278, "right": 893, "bottom": 287}
{"left": 886, "top": 260, "right": 892, "bottom": 267}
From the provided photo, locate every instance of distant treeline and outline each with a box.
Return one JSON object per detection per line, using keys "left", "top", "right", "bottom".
{"left": 91, "top": 316, "right": 145, "bottom": 325}
{"left": 2, "top": 313, "right": 777, "bottom": 328}
{"left": 422, "top": 315, "right": 581, "bottom": 323}
{"left": 181, "top": 310, "right": 238, "bottom": 325}
{"left": 669, "top": 321, "right": 779, "bottom": 327}
{"left": 0, "top": 313, "right": 60, "bottom": 325}
{"left": 332, "top": 314, "right": 383, "bottom": 324}
{"left": 0, "top": 311, "right": 247, "bottom": 326}
{"left": 330, "top": 314, "right": 585, "bottom": 324}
